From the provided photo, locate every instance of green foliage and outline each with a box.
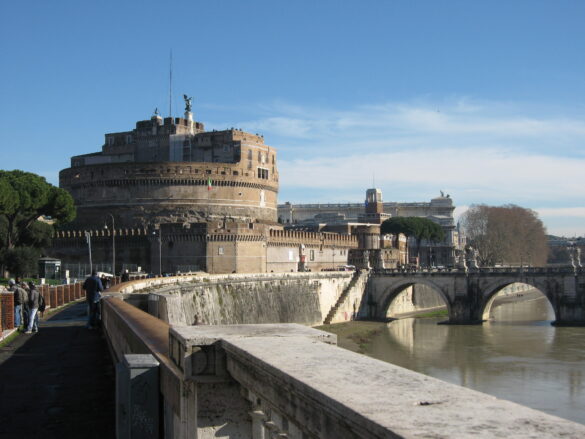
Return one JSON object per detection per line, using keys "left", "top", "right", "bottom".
{"left": 0, "top": 170, "right": 76, "bottom": 277}
{"left": 0, "top": 170, "right": 76, "bottom": 249}
{"left": 1, "top": 246, "right": 41, "bottom": 277}
{"left": 20, "top": 220, "right": 54, "bottom": 248}
{"left": 381, "top": 217, "right": 445, "bottom": 261}
{"left": 381, "top": 217, "right": 445, "bottom": 242}
{"left": 381, "top": 217, "right": 418, "bottom": 237}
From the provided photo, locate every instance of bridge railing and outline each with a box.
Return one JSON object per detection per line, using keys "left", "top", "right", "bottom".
{"left": 101, "top": 291, "right": 585, "bottom": 438}
{"left": 373, "top": 265, "right": 579, "bottom": 276}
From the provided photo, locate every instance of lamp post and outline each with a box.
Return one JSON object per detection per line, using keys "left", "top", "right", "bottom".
{"left": 104, "top": 214, "right": 115, "bottom": 275}
{"left": 85, "top": 231, "right": 93, "bottom": 273}
{"left": 153, "top": 229, "right": 162, "bottom": 276}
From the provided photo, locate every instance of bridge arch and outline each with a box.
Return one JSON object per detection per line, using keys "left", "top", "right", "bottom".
{"left": 480, "top": 279, "right": 557, "bottom": 322}
{"left": 377, "top": 278, "right": 451, "bottom": 320}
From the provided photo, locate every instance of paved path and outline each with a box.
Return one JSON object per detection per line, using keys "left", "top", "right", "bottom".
{"left": 0, "top": 301, "right": 115, "bottom": 438}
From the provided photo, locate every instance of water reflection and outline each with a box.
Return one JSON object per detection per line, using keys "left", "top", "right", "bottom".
{"left": 355, "top": 295, "right": 585, "bottom": 425}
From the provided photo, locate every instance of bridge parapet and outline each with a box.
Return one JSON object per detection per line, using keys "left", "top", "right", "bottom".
{"left": 102, "top": 294, "right": 585, "bottom": 438}
{"left": 373, "top": 266, "right": 580, "bottom": 276}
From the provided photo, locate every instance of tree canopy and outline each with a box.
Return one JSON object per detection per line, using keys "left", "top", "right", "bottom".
{"left": 0, "top": 170, "right": 76, "bottom": 249}
{"left": 381, "top": 216, "right": 445, "bottom": 260}
{"left": 460, "top": 204, "right": 548, "bottom": 266}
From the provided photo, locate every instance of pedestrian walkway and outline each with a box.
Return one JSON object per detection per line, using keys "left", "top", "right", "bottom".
{"left": 0, "top": 301, "right": 115, "bottom": 438}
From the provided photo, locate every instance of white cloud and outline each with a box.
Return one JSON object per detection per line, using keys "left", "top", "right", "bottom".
{"left": 231, "top": 98, "right": 585, "bottom": 236}
{"left": 279, "top": 148, "right": 585, "bottom": 204}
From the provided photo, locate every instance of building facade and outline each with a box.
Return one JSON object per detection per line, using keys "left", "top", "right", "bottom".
{"left": 278, "top": 191, "right": 461, "bottom": 267}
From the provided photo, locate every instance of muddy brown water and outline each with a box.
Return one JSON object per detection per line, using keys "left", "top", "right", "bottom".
{"left": 319, "top": 293, "right": 585, "bottom": 425}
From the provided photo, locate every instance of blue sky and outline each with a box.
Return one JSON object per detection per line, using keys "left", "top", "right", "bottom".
{"left": 1, "top": 1, "right": 584, "bottom": 236}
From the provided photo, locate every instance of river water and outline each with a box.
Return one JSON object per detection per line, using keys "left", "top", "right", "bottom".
{"left": 328, "top": 292, "right": 585, "bottom": 425}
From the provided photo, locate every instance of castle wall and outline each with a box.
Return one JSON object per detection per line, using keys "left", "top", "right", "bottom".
{"left": 51, "top": 225, "right": 359, "bottom": 275}
{"left": 60, "top": 161, "right": 279, "bottom": 228}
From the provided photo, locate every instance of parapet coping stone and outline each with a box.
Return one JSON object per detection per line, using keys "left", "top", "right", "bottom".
{"left": 222, "top": 334, "right": 585, "bottom": 439}
{"left": 112, "top": 271, "right": 352, "bottom": 295}
{"left": 170, "top": 323, "right": 337, "bottom": 347}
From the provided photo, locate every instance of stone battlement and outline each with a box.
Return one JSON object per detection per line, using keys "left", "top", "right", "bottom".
{"left": 269, "top": 229, "right": 358, "bottom": 248}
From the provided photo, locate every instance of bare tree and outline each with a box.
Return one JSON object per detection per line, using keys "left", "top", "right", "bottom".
{"left": 460, "top": 204, "right": 548, "bottom": 266}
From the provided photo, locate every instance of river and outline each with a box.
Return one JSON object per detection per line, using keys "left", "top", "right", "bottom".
{"left": 319, "top": 291, "right": 585, "bottom": 425}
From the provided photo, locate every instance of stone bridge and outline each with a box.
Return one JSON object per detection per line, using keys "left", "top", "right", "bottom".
{"left": 363, "top": 267, "right": 585, "bottom": 325}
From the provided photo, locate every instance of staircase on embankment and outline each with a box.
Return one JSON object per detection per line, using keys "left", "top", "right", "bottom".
{"left": 323, "top": 270, "right": 367, "bottom": 324}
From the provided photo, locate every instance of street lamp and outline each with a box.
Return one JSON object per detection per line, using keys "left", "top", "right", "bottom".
{"left": 85, "top": 231, "right": 93, "bottom": 273}
{"left": 153, "top": 229, "right": 162, "bottom": 276}
{"left": 104, "top": 214, "right": 115, "bottom": 275}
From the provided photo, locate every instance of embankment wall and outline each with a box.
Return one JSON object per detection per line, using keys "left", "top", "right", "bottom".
{"left": 144, "top": 272, "right": 355, "bottom": 327}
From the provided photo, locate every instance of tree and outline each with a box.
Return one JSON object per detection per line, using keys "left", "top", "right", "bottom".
{"left": 0, "top": 170, "right": 76, "bottom": 277}
{"left": 0, "top": 170, "right": 76, "bottom": 249}
{"left": 381, "top": 217, "right": 445, "bottom": 262}
{"left": 1, "top": 246, "right": 40, "bottom": 277}
{"left": 460, "top": 204, "right": 548, "bottom": 266}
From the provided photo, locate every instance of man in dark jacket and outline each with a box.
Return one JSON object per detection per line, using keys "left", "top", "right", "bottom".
{"left": 8, "top": 279, "right": 28, "bottom": 331}
{"left": 83, "top": 270, "right": 103, "bottom": 329}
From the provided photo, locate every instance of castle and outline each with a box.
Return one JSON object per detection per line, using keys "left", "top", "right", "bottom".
{"left": 51, "top": 98, "right": 457, "bottom": 275}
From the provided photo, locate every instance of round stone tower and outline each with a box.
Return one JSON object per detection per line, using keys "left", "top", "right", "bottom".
{"left": 59, "top": 110, "right": 279, "bottom": 229}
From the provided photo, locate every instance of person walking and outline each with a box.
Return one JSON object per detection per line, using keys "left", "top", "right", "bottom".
{"left": 83, "top": 270, "right": 103, "bottom": 329}
{"left": 25, "top": 282, "right": 40, "bottom": 334}
{"left": 8, "top": 279, "right": 28, "bottom": 331}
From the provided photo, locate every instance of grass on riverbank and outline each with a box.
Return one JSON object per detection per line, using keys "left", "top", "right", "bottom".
{"left": 413, "top": 309, "right": 449, "bottom": 318}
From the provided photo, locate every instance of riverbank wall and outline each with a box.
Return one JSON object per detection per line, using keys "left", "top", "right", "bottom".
{"left": 143, "top": 272, "right": 356, "bottom": 326}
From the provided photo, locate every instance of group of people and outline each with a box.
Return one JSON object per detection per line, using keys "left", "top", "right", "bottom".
{"left": 7, "top": 278, "right": 42, "bottom": 334}
{"left": 3, "top": 268, "right": 132, "bottom": 334}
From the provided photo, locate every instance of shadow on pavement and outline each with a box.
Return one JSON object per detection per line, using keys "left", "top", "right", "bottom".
{"left": 0, "top": 302, "right": 115, "bottom": 439}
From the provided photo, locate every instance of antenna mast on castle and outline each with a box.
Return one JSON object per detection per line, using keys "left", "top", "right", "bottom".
{"left": 169, "top": 50, "right": 173, "bottom": 118}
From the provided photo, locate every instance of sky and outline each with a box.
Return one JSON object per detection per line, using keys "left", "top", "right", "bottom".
{"left": 1, "top": 0, "right": 584, "bottom": 237}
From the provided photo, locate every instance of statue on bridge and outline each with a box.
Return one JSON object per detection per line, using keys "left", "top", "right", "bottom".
{"left": 465, "top": 246, "right": 479, "bottom": 270}
{"left": 568, "top": 245, "right": 582, "bottom": 270}
{"left": 456, "top": 251, "right": 468, "bottom": 273}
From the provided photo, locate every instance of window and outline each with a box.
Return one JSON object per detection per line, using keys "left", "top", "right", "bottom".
{"left": 310, "top": 250, "right": 315, "bottom": 261}
{"left": 257, "top": 168, "right": 269, "bottom": 179}
{"left": 218, "top": 247, "right": 224, "bottom": 255}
